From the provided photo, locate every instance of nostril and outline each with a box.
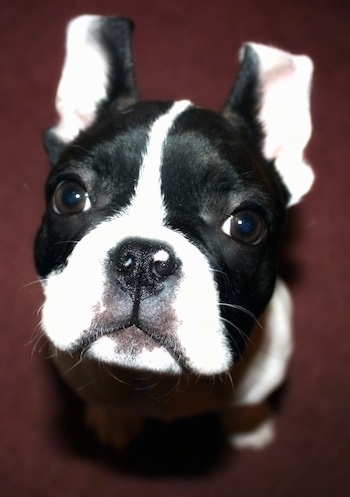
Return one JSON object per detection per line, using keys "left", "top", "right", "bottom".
{"left": 152, "top": 249, "right": 178, "bottom": 278}
{"left": 117, "top": 253, "right": 135, "bottom": 272}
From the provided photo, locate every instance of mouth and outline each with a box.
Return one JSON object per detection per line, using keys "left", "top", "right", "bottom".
{"left": 74, "top": 324, "right": 190, "bottom": 373}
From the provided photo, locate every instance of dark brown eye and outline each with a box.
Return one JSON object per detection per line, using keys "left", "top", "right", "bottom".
{"left": 222, "top": 210, "right": 266, "bottom": 245}
{"left": 51, "top": 181, "right": 91, "bottom": 215}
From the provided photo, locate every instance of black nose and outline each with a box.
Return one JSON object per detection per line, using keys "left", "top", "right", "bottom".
{"left": 109, "top": 238, "right": 179, "bottom": 300}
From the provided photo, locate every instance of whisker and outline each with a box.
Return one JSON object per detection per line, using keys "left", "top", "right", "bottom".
{"left": 102, "top": 363, "right": 143, "bottom": 388}
{"left": 60, "top": 355, "right": 84, "bottom": 376}
{"left": 220, "top": 316, "right": 249, "bottom": 337}
{"left": 24, "top": 313, "right": 51, "bottom": 359}
{"left": 46, "top": 350, "right": 58, "bottom": 360}
{"left": 69, "top": 143, "right": 91, "bottom": 154}
{"left": 219, "top": 302, "right": 263, "bottom": 329}
{"left": 24, "top": 320, "right": 43, "bottom": 346}
{"left": 217, "top": 369, "right": 235, "bottom": 392}
{"left": 210, "top": 267, "right": 231, "bottom": 285}
{"left": 34, "top": 303, "right": 45, "bottom": 317}
{"left": 52, "top": 240, "right": 80, "bottom": 248}
{"left": 18, "top": 279, "right": 44, "bottom": 291}
{"left": 29, "top": 332, "right": 48, "bottom": 359}
{"left": 75, "top": 379, "right": 97, "bottom": 392}
{"left": 150, "top": 374, "right": 189, "bottom": 403}
{"left": 220, "top": 316, "right": 255, "bottom": 359}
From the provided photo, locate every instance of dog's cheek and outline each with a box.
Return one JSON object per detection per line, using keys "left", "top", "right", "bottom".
{"left": 40, "top": 250, "right": 106, "bottom": 350}
{"left": 172, "top": 249, "right": 233, "bottom": 374}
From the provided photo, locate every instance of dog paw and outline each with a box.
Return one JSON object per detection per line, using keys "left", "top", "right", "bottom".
{"left": 229, "top": 417, "right": 275, "bottom": 449}
{"left": 221, "top": 402, "right": 275, "bottom": 450}
{"left": 85, "top": 404, "right": 144, "bottom": 451}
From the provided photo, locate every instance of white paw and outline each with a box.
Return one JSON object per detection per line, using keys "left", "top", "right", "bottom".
{"left": 221, "top": 402, "right": 276, "bottom": 450}
{"left": 229, "top": 417, "right": 275, "bottom": 450}
{"left": 85, "top": 404, "right": 144, "bottom": 450}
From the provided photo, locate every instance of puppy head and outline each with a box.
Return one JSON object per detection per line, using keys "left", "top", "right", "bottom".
{"left": 34, "top": 16, "right": 313, "bottom": 375}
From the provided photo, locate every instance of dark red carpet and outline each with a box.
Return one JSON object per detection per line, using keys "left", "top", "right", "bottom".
{"left": 1, "top": 0, "right": 349, "bottom": 495}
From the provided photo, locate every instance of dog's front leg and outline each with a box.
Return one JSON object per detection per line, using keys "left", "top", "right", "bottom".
{"left": 85, "top": 404, "right": 144, "bottom": 450}
{"left": 221, "top": 279, "right": 293, "bottom": 449}
{"left": 51, "top": 350, "right": 146, "bottom": 450}
{"left": 221, "top": 402, "right": 275, "bottom": 449}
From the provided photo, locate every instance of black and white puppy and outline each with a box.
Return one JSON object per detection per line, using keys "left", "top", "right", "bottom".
{"left": 34, "top": 15, "right": 314, "bottom": 450}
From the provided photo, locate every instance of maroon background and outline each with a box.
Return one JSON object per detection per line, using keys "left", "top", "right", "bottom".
{"left": 1, "top": 0, "right": 349, "bottom": 496}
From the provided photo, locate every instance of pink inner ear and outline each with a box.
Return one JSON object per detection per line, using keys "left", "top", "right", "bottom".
{"left": 260, "top": 53, "right": 312, "bottom": 161}
{"left": 53, "top": 15, "right": 110, "bottom": 143}
{"left": 247, "top": 43, "right": 314, "bottom": 205}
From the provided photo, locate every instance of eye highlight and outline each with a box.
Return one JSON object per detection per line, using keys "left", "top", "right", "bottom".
{"left": 222, "top": 209, "right": 266, "bottom": 245}
{"left": 51, "top": 180, "right": 91, "bottom": 215}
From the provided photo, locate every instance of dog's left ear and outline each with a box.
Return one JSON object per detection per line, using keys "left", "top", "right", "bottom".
{"left": 44, "top": 15, "right": 137, "bottom": 165}
{"left": 224, "top": 43, "right": 314, "bottom": 206}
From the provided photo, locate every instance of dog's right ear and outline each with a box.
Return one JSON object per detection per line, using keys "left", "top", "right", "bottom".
{"left": 43, "top": 15, "right": 137, "bottom": 165}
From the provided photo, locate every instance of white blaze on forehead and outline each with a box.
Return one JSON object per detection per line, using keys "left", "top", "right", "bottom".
{"left": 126, "top": 100, "right": 192, "bottom": 223}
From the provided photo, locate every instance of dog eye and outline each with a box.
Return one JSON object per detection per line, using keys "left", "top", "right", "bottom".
{"left": 222, "top": 210, "right": 266, "bottom": 245}
{"left": 51, "top": 181, "right": 91, "bottom": 215}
